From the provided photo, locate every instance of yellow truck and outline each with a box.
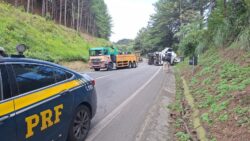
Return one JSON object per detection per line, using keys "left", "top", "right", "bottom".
{"left": 89, "top": 47, "right": 138, "bottom": 71}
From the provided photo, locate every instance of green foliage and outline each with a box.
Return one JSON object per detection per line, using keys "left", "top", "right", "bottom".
{"left": 190, "top": 77, "right": 198, "bottom": 85}
{"left": 201, "top": 113, "right": 213, "bottom": 124}
{"left": 177, "top": 21, "right": 207, "bottom": 56}
{"left": 175, "top": 132, "right": 191, "bottom": 141}
{"left": 218, "top": 113, "right": 229, "bottom": 122}
{"left": 174, "top": 118, "right": 183, "bottom": 128}
{"left": 133, "top": 0, "right": 182, "bottom": 53}
{"left": 0, "top": 2, "right": 109, "bottom": 62}
{"left": 217, "top": 62, "right": 250, "bottom": 93}
{"left": 210, "top": 137, "right": 217, "bottom": 141}
{"left": 134, "top": 0, "right": 250, "bottom": 55}
{"left": 90, "top": 0, "right": 112, "bottom": 39}
{"left": 115, "top": 39, "right": 134, "bottom": 52}
{"left": 233, "top": 26, "right": 250, "bottom": 50}
{"left": 210, "top": 100, "right": 229, "bottom": 113}
{"left": 234, "top": 106, "right": 250, "bottom": 126}
{"left": 180, "top": 0, "right": 250, "bottom": 55}
{"left": 234, "top": 106, "right": 249, "bottom": 116}
{"left": 168, "top": 67, "right": 184, "bottom": 114}
{"left": 203, "top": 78, "right": 212, "bottom": 85}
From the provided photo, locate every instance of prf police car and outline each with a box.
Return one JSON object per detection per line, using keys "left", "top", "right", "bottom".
{"left": 0, "top": 45, "right": 97, "bottom": 141}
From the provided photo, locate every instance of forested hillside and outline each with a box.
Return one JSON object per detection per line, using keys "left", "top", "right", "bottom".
{"left": 115, "top": 39, "right": 134, "bottom": 52}
{"left": 141, "top": 0, "right": 250, "bottom": 140}
{"left": 134, "top": 0, "right": 250, "bottom": 55}
{"left": 3, "top": 0, "right": 112, "bottom": 39}
{"left": 0, "top": 2, "right": 110, "bottom": 62}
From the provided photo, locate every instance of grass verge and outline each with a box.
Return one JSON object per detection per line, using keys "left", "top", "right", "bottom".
{"left": 171, "top": 48, "right": 250, "bottom": 141}
{"left": 0, "top": 2, "right": 110, "bottom": 63}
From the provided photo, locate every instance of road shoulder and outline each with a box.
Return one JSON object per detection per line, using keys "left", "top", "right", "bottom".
{"left": 136, "top": 68, "right": 176, "bottom": 141}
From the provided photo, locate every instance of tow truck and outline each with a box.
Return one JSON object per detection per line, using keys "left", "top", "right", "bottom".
{"left": 89, "top": 46, "right": 138, "bottom": 71}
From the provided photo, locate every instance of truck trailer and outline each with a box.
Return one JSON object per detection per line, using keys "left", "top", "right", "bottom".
{"left": 89, "top": 47, "right": 138, "bottom": 71}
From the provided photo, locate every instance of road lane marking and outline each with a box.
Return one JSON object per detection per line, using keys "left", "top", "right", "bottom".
{"left": 95, "top": 74, "right": 113, "bottom": 80}
{"left": 81, "top": 73, "right": 113, "bottom": 80}
{"left": 86, "top": 67, "right": 162, "bottom": 141}
{"left": 164, "top": 88, "right": 175, "bottom": 94}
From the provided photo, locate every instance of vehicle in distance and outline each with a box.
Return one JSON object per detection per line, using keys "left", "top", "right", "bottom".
{"left": 0, "top": 56, "right": 97, "bottom": 141}
{"left": 89, "top": 46, "right": 138, "bottom": 71}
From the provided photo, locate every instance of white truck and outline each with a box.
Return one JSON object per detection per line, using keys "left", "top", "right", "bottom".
{"left": 161, "top": 48, "right": 179, "bottom": 65}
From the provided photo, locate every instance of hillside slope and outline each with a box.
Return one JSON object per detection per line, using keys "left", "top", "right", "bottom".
{"left": 0, "top": 2, "right": 110, "bottom": 62}
{"left": 171, "top": 48, "right": 250, "bottom": 141}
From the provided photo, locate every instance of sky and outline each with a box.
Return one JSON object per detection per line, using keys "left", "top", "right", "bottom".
{"left": 104, "top": 0, "right": 157, "bottom": 42}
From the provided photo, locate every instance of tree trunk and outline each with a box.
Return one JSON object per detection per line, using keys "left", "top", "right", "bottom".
{"left": 77, "top": 0, "right": 80, "bottom": 31}
{"left": 92, "top": 18, "right": 95, "bottom": 36}
{"left": 59, "top": 0, "right": 63, "bottom": 24}
{"left": 27, "top": 0, "right": 30, "bottom": 12}
{"left": 179, "top": 0, "right": 182, "bottom": 26}
{"left": 42, "top": 0, "right": 45, "bottom": 16}
{"left": 46, "top": 0, "right": 48, "bottom": 17}
{"left": 15, "top": 0, "right": 18, "bottom": 7}
{"left": 79, "top": 0, "right": 84, "bottom": 31}
{"left": 31, "top": 0, "right": 34, "bottom": 13}
{"left": 224, "top": 0, "right": 227, "bottom": 17}
{"left": 64, "top": 0, "right": 67, "bottom": 26}
{"left": 71, "top": 0, "right": 75, "bottom": 29}
{"left": 86, "top": 13, "right": 89, "bottom": 33}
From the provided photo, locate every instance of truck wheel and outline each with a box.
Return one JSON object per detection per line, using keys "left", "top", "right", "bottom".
{"left": 67, "top": 105, "right": 91, "bottom": 141}
{"left": 94, "top": 68, "right": 100, "bottom": 71}
{"left": 131, "top": 62, "right": 134, "bottom": 68}
{"left": 134, "top": 62, "right": 138, "bottom": 68}
{"left": 107, "top": 62, "right": 113, "bottom": 71}
{"left": 131, "top": 62, "right": 135, "bottom": 68}
{"left": 128, "top": 62, "right": 132, "bottom": 68}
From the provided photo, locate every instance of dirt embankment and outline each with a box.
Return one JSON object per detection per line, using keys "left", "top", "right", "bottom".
{"left": 60, "top": 61, "right": 90, "bottom": 72}
{"left": 171, "top": 48, "right": 250, "bottom": 141}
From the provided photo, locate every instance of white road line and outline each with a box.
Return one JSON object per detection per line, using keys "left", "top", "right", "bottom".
{"left": 86, "top": 67, "right": 162, "bottom": 141}
{"left": 135, "top": 113, "right": 151, "bottom": 141}
{"left": 95, "top": 74, "right": 113, "bottom": 80}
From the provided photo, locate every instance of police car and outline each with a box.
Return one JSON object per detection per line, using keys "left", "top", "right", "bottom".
{"left": 0, "top": 45, "right": 97, "bottom": 141}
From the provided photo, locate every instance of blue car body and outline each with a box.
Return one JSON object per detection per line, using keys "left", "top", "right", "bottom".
{"left": 0, "top": 57, "right": 96, "bottom": 141}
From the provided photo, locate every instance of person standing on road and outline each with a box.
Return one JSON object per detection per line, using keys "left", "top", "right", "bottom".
{"left": 163, "top": 51, "right": 172, "bottom": 72}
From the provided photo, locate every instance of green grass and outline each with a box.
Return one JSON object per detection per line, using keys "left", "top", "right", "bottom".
{"left": 168, "top": 67, "right": 194, "bottom": 140}
{"left": 174, "top": 47, "right": 250, "bottom": 140}
{"left": 0, "top": 2, "right": 110, "bottom": 62}
{"left": 175, "top": 131, "right": 191, "bottom": 141}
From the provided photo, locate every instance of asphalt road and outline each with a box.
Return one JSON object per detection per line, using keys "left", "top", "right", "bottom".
{"left": 83, "top": 61, "right": 175, "bottom": 141}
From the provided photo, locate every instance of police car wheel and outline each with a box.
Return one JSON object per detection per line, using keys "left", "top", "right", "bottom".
{"left": 68, "top": 105, "right": 91, "bottom": 141}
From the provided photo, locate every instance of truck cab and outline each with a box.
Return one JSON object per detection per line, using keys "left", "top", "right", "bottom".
{"left": 89, "top": 47, "right": 117, "bottom": 71}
